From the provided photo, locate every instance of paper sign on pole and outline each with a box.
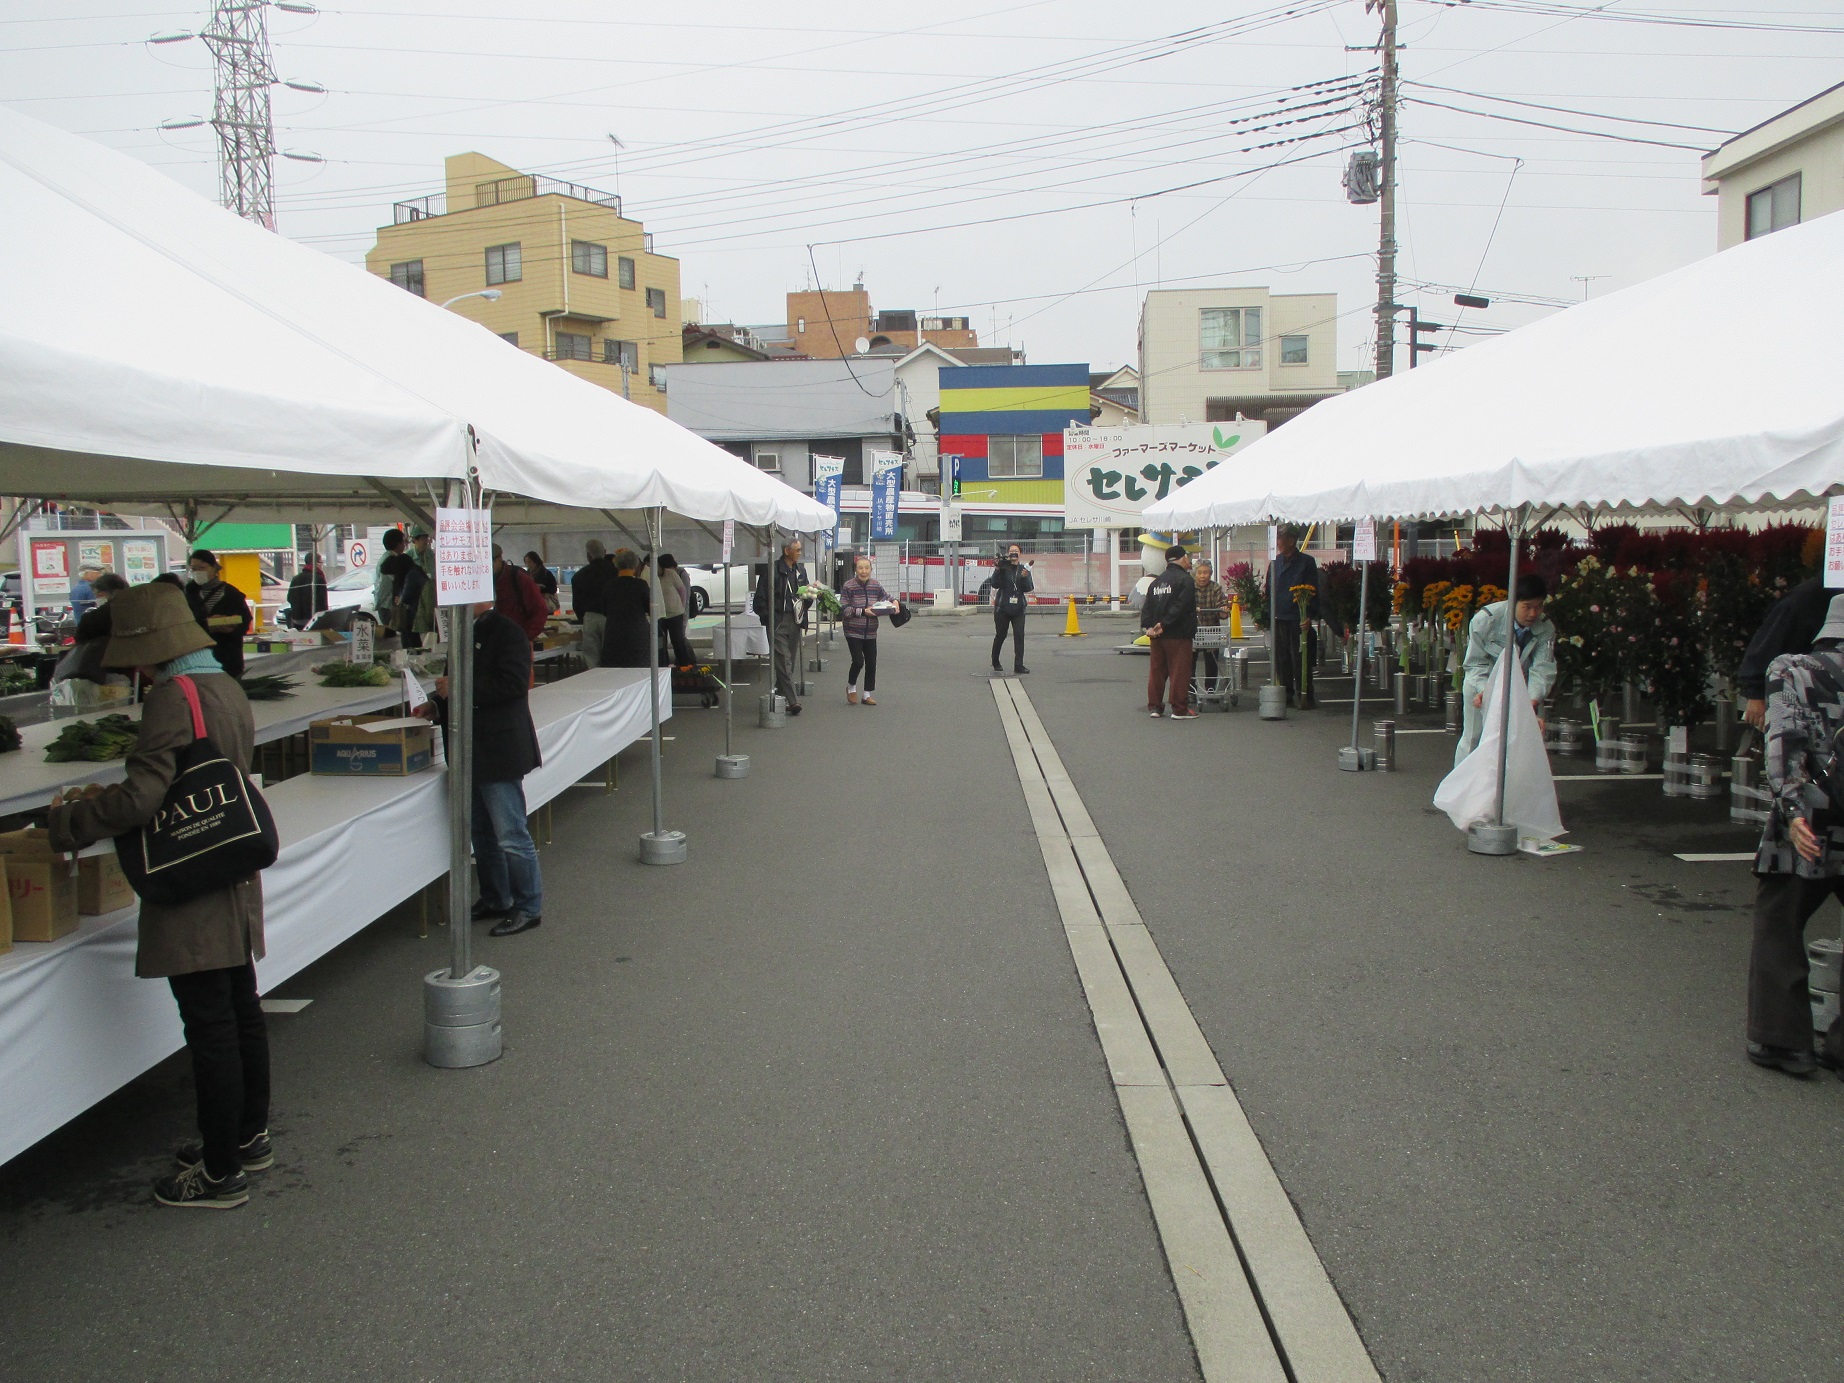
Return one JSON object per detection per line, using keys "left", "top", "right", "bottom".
{"left": 434, "top": 507, "right": 493, "bottom": 605}
{"left": 32, "top": 540, "right": 70, "bottom": 595}
{"left": 870, "top": 451, "right": 903, "bottom": 541}
{"left": 1267, "top": 525, "right": 1279, "bottom": 561}
{"left": 721, "top": 519, "right": 735, "bottom": 563}
{"left": 1354, "top": 518, "right": 1378, "bottom": 564}
{"left": 402, "top": 668, "right": 428, "bottom": 712}
{"left": 1826, "top": 496, "right": 1844, "bottom": 589}
{"left": 939, "top": 501, "right": 963, "bottom": 543}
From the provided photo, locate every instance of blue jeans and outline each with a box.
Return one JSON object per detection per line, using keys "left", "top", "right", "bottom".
{"left": 473, "top": 778, "right": 543, "bottom": 918}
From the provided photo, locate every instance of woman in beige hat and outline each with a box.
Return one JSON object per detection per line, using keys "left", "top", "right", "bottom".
{"left": 47, "top": 580, "right": 270, "bottom": 1210}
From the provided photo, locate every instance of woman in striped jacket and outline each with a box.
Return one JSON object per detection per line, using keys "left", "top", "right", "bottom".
{"left": 840, "top": 555, "right": 894, "bottom": 706}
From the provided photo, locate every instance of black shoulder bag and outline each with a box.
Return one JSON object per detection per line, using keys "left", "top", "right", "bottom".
{"left": 115, "top": 675, "right": 278, "bottom": 905}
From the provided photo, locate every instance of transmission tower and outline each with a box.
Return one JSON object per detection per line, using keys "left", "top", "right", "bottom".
{"left": 200, "top": 1, "right": 278, "bottom": 230}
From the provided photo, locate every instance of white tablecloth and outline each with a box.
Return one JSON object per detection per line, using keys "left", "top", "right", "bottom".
{"left": 699, "top": 611, "right": 770, "bottom": 660}
{"left": 0, "top": 668, "right": 668, "bottom": 1166}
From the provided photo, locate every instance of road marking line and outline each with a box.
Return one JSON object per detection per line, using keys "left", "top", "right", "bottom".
{"left": 993, "top": 679, "right": 1379, "bottom": 1383}
{"left": 1674, "top": 851, "right": 1755, "bottom": 862}
{"left": 260, "top": 998, "right": 312, "bottom": 1014}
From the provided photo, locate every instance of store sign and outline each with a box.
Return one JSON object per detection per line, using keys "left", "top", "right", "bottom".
{"left": 1827, "top": 496, "right": 1844, "bottom": 589}
{"left": 939, "top": 501, "right": 963, "bottom": 542}
{"left": 870, "top": 451, "right": 903, "bottom": 541}
{"left": 434, "top": 507, "right": 493, "bottom": 605}
{"left": 1354, "top": 518, "right": 1378, "bottom": 564}
{"left": 1062, "top": 422, "right": 1265, "bottom": 529}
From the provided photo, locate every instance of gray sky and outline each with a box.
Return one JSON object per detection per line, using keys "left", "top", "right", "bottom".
{"left": 5, "top": 1, "right": 1840, "bottom": 372}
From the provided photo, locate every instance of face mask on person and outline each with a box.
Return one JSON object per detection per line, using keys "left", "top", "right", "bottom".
{"left": 189, "top": 566, "right": 216, "bottom": 585}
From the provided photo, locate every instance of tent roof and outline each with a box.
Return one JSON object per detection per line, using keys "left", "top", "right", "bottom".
{"left": 1143, "top": 211, "right": 1844, "bottom": 529}
{"left": 0, "top": 107, "right": 832, "bottom": 533}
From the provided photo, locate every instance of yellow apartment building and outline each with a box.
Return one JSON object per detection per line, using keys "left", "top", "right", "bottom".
{"left": 366, "top": 153, "right": 681, "bottom": 412}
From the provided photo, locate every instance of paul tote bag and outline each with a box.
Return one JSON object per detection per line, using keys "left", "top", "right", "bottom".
{"left": 115, "top": 675, "right": 278, "bottom": 905}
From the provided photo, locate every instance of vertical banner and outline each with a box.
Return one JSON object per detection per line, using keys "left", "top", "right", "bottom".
{"left": 1827, "top": 495, "right": 1844, "bottom": 589}
{"left": 434, "top": 507, "right": 494, "bottom": 605}
{"left": 1353, "top": 517, "right": 1378, "bottom": 564}
{"left": 812, "top": 456, "right": 845, "bottom": 552}
{"left": 870, "top": 451, "right": 903, "bottom": 541}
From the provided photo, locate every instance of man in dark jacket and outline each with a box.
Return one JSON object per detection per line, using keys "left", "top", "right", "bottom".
{"left": 1140, "top": 544, "right": 1199, "bottom": 719}
{"left": 753, "top": 538, "right": 811, "bottom": 715}
{"left": 571, "top": 538, "right": 615, "bottom": 667}
{"left": 1269, "top": 525, "right": 1320, "bottom": 706}
{"left": 285, "top": 559, "right": 327, "bottom": 630}
{"left": 1739, "top": 576, "right": 1832, "bottom": 730}
{"left": 427, "top": 603, "right": 545, "bottom": 937}
{"left": 989, "top": 543, "right": 1035, "bottom": 675}
{"left": 377, "top": 531, "right": 428, "bottom": 648}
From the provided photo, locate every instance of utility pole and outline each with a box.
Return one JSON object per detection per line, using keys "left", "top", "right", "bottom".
{"left": 1372, "top": 0, "right": 1399, "bottom": 380}
{"left": 200, "top": 1, "right": 279, "bottom": 229}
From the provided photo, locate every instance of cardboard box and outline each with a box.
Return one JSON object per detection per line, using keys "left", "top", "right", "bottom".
{"left": 79, "top": 852, "right": 136, "bottom": 916}
{"left": 309, "top": 715, "right": 434, "bottom": 776}
{"left": 0, "top": 830, "right": 79, "bottom": 943}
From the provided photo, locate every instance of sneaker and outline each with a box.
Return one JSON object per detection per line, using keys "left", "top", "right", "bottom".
{"left": 1015, "top": 666, "right": 1031, "bottom": 675}
{"left": 490, "top": 911, "right": 542, "bottom": 937}
{"left": 176, "top": 1129, "right": 273, "bottom": 1173}
{"left": 470, "top": 901, "right": 512, "bottom": 923}
{"left": 1171, "top": 709, "right": 1201, "bottom": 720}
{"left": 153, "top": 1162, "right": 249, "bottom": 1210}
{"left": 1746, "top": 1041, "right": 1816, "bottom": 1076}
{"left": 1149, "top": 708, "right": 1164, "bottom": 718}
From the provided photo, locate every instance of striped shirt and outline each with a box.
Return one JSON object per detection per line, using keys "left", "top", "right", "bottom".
{"left": 841, "top": 576, "right": 891, "bottom": 639}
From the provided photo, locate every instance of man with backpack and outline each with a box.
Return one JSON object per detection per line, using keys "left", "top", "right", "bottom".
{"left": 1746, "top": 593, "right": 1844, "bottom": 1077}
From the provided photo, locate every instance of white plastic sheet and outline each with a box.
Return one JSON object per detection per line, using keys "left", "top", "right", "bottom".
{"left": 1433, "top": 648, "right": 1563, "bottom": 841}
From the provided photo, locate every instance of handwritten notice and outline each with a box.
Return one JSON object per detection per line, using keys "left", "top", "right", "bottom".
{"left": 434, "top": 507, "right": 493, "bottom": 605}
{"left": 1826, "top": 495, "right": 1844, "bottom": 589}
{"left": 1354, "top": 518, "right": 1378, "bottom": 564}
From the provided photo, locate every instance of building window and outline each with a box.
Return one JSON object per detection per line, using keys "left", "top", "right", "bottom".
{"left": 753, "top": 450, "right": 780, "bottom": 472}
{"left": 987, "top": 435, "right": 1044, "bottom": 479}
{"left": 388, "top": 260, "right": 424, "bottom": 297}
{"left": 649, "top": 364, "right": 665, "bottom": 390}
{"left": 1279, "top": 334, "right": 1309, "bottom": 366}
{"left": 498, "top": 331, "right": 519, "bottom": 347}
{"left": 646, "top": 287, "right": 667, "bottom": 318}
{"left": 1200, "top": 306, "right": 1261, "bottom": 370}
{"left": 797, "top": 317, "right": 806, "bottom": 333}
{"left": 603, "top": 339, "right": 637, "bottom": 369}
{"left": 554, "top": 331, "right": 592, "bottom": 361}
{"left": 617, "top": 257, "right": 635, "bottom": 290}
{"left": 571, "top": 240, "right": 608, "bottom": 277}
{"left": 1746, "top": 173, "right": 1801, "bottom": 240}
{"left": 485, "top": 242, "right": 522, "bottom": 285}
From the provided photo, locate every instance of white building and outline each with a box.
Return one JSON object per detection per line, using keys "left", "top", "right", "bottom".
{"left": 1137, "top": 287, "right": 1342, "bottom": 430}
{"left": 1702, "top": 80, "right": 1844, "bottom": 249}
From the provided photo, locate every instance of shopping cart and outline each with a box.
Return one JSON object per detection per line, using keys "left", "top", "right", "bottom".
{"left": 1191, "top": 625, "right": 1238, "bottom": 710}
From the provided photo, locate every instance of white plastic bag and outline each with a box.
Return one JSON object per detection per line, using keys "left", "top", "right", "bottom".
{"left": 1432, "top": 646, "right": 1564, "bottom": 840}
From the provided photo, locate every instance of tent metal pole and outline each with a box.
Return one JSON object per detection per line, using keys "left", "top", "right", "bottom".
{"left": 639, "top": 506, "right": 687, "bottom": 863}
{"left": 366, "top": 479, "right": 435, "bottom": 530}
{"left": 1470, "top": 504, "right": 1525, "bottom": 856}
{"left": 1344, "top": 559, "right": 1370, "bottom": 762}
{"left": 716, "top": 530, "right": 750, "bottom": 778}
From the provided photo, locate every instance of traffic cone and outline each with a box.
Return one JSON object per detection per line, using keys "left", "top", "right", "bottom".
{"left": 1060, "top": 597, "right": 1086, "bottom": 637}
{"left": 1229, "top": 599, "right": 1244, "bottom": 640}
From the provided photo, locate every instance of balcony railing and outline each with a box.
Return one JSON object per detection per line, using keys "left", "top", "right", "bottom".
{"left": 393, "top": 174, "right": 623, "bottom": 225}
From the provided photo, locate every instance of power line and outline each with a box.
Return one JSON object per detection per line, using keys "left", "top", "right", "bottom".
{"left": 1405, "top": 95, "right": 1716, "bottom": 150}
{"left": 1419, "top": 0, "right": 1844, "bottom": 35}
{"left": 1406, "top": 81, "right": 1737, "bottom": 135}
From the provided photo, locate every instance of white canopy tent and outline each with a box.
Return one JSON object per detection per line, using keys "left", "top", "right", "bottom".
{"left": 0, "top": 107, "right": 834, "bottom": 1049}
{"left": 1143, "top": 209, "right": 1844, "bottom": 530}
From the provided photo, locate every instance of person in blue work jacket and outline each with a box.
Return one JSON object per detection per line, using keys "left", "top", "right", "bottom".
{"left": 1268, "top": 525, "right": 1319, "bottom": 706}
{"left": 1454, "top": 573, "right": 1557, "bottom": 768}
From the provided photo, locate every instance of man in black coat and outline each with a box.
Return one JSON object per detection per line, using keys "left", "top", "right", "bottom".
{"left": 988, "top": 543, "right": 1035, "bottom": 675}
{"left": 1140, "top": 544, "right": 1199, "bottom": 719}
{"left": 753, "top": 538, "right": 812, "bottom": 715}
{"left": 571, "top": 538, "right": 616, "bottom": 667}
{"left": 425, "top": 603, "right": 545, "bottom": 937}
{"left": 1739, "top": 577, "right": 1833, "bottom": 730}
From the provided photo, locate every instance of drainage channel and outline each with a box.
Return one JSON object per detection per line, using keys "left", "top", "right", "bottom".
{"left": 990, "top": 679, "right": 1379, "bottom": 1383}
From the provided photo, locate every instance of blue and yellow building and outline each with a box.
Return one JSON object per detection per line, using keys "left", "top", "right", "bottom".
{"left": 938, "top": 364, "right": 1091, "bottom": 524}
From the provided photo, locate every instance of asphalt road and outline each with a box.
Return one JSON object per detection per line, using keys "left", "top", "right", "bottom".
{"left": 5, "top": 613, "right": 1836, "bottom": 1382}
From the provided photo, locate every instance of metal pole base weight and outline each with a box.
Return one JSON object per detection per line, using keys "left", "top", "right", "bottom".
{"left": 640, "top": 829, "right": 688, "bottom": 865}
{"left": 423, "top": 965, "right": 502, "bottom": 1069}
{"left": 758, "top": 693, "right": 787, "bottom": 729}
{"left": 715, "top": 753, "right": 751, "bottom": 779}
{"left": 1467, "top": 823, "right": 1518, "bottom": 856}
{"left": 1258, "top": 684, "right": 1288, "bottom": 720}
{"left": 1337, "top": 746, "right": 1377, "bottom": 772}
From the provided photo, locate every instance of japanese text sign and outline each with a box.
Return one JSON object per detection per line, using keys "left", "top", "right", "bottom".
{"left": 870, "top": 452, "right": 903, "bottom": 541}
{"left": 434, "top": 507, "right": 493, "bottom": 606}
{"left": 1354, "top": 518, "right": 1378, "bottom": 564}
{"left": 1062, "top": 422, "right": 1265, "bottom": 529}
{"left": 1828, "top": 496, "right": 1844, "bottom": 589}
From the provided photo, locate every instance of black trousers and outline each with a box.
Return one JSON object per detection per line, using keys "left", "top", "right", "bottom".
{"left": 1747, "top": 872, "right": 1844, "bottom": 1051}
{"left": 847, "top": 635, "right": 878, "bottom": 692}
{"left": 992, "top": 608, "right": 1026, "bottom": 671}
{"left": 1273, "top": 619, "right": 1317, "bottom": 697}
{"left": 658, "top": 614, "right": 694, "bottom": 668}
{"left": 167, "top": 961, "right": 271, "bottom": 1179}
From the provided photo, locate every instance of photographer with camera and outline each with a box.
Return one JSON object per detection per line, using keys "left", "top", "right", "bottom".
{"left": 988, "top": 543, "right": 1034, "bottom": 675}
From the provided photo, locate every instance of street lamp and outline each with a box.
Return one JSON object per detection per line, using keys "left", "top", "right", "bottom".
{"left": 440, "top": 290, "right": 501, "bottom": 309}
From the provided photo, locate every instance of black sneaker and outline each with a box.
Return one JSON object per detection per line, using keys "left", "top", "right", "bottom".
{"left": 176, "top": 1129, "right": 273, "bottom": 1173}
{"left": 1015, "top": 666, "right": 1031, "bottom": 675}
{"left": 1148, "top": 708, "right": 1164, "bottom": 718}
{"left": 490, "top": 912, "right": 542, "bottom": 937}
{"left": 153, "top": 1162, "right": 250, "bottom": 1210}
{"left": 1746, "top": 1041, "right": 1816, "bottom": 1076}
{"left": 470, "top": 901, "right": 512, "bottom": 923}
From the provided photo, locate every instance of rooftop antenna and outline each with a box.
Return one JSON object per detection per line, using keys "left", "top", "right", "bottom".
{"left": 605, "top": 132, "right": 624, "bottom": 205}
{"left": 1571, "top": 274, "right": 1609, "bottom": 301}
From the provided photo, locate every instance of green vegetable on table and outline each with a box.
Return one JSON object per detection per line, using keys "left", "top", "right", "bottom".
{"left": 313, "top": 661, "right": 394, "bottom": 688}
{"left": 44, "top": 714, "right": 139, "bottom": 763}
{"left": 0, "top": 665, "right": 37, "bottom": 695}
{"left": 0, "top": 715, "right": 19, "bottom": 754}
{"left": 240, "top": 675, "right": 300, "bottom": 701}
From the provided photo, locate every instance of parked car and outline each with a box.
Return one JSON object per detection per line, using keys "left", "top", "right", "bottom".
{"left": 325, "top": 565, "right": 379, "bottom": 616}
{"left": 678, "top": 563, "right": 755, "bottom": 617}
